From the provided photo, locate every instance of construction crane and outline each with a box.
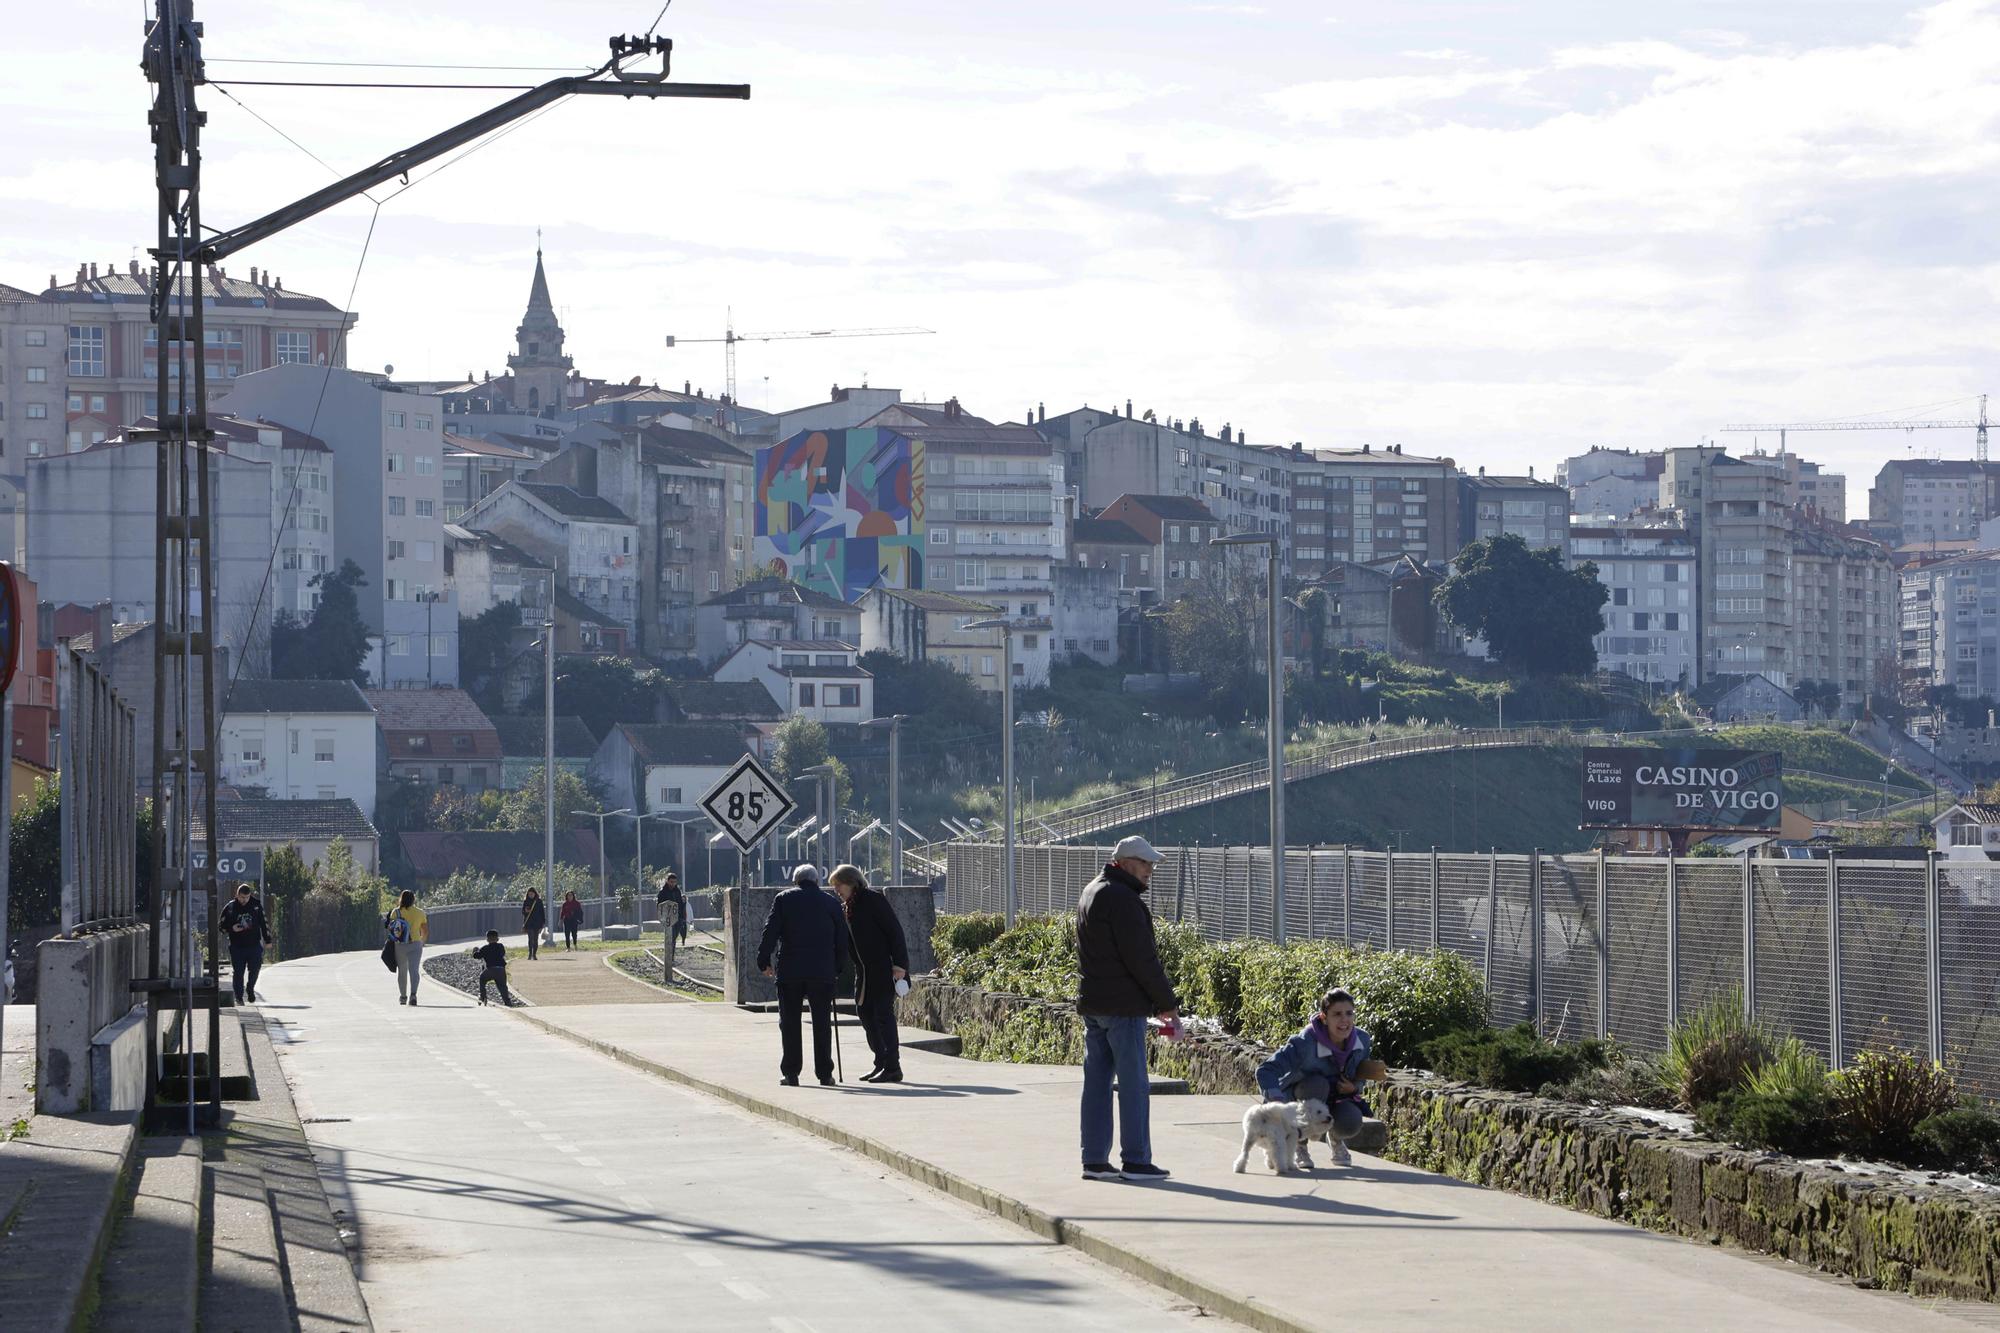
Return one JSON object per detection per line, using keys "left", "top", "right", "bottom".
{"left": 665, "top": 315, "right": 934, "bottom": 405}
{"left": 1721, "top": 394, "right": 1991, "bottom": 461}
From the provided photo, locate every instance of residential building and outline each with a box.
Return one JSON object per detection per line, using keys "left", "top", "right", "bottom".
{"left": 8, "top": 573, "right": 57, "bottom": 777}
{"left": 1786, "top": 518, "right": 1893, "bottom": 712}
{"left": 59, "top": 616, "right": 219, "bottom": 794}
{"left": 1312, "top": 556, "right": 1459, "bottom": 661}
{"left": 1777, "top": 452, "right": 1846, "bottom": 524}
{"left": 1050, "top": 565, "right": 1121, "bottom": 666}
{"left": 193, "top": 795, "right": 381, "bottom": 874}
{"left": 589, "top": 722, "right": 750, "bottom": 815}
{"left": 693, "top": 576, "right": 859, "bottom": 667}
{"left": 443, "top": 524, "right": 551, "bottom": 619}
{"left": 713, "top": 639, "right": 875, "bottom": 724}
{"left": 488, "top": 715, "right": 598, "bottom": 787}
{"left": 1458, "top": 470, "right": 1571, "bottom": 557}
{"left": 441, "top": 431, "right": 538, "bottom": 522}
{"left": 1306, "top": 445, "right": 1459, "bottom": 580}
{"left": 1092, "top": 495, "right": 1226, "bottom": 601}
{"left": 364, "top": 687, "right": 502, "bottom": 791}
{"left": 5, "top": 260, "right": 354, "bottom": 452}
{"left": 1695, "top": 674, "right": 1804, "bottom": 724}
{"left": 217, "top": 363, "right": 455, "bottom": 685}
{"left": 218, "top": 679, "right": 378, "bottom": 816}
{"left": 656, "top": 680, "right": 786, "bottom": 725}
{"left": 1569, "top": 519, "right": 1697, "bottom": 686}
{"left": 1662, "top": 446, "right": 1792, "bottom": 686}
{"left": 459, "top": 481, "right": 637, "bottom": 639}
{"left": 1558, "top": 447, "right": 1664, "bottom": 520}
{"left": 554, "top": 588, "right": 631, "bottom": 657}
{"left": 1869, "top": 458, "right": 2000, "bottom": 548}
{"left": 1922, "top": 553, "right": 2000, "bottom": 701}
{"left": 28, "top": 438, "right": 275, "bottom": 671}
{"left": 856, "top": 586, "right": 1002, "bottom": 678}
{"left": 0, "top": 284, "right": 66, "bottom": 560}
{"left": 766, "top": 384, "right": 905, "bottom": 439}
{"left": 1070, "top": 516, "right": 1154, "bottom": 594}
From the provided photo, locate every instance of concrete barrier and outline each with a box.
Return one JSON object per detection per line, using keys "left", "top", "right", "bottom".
{"left": 601, "top": 925, "right": 641, "bottom": 941}
{"left": 724, "top": 884, "right": 936, "bottom": 1004}
{"left": 88, "top": 1002, "right": 150, "bottom": 1113}
{"left": 36, "top": 926, "right": 149, "bottom": 1113}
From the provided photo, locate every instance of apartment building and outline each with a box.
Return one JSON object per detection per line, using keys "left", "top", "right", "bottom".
{"left": 857, "top": 586, "right": 1002, "bottom": 682}
{"left": 694, "top": 577, "right": 860, "bottom": 668}
{"left": 1779, "top": 453, "right": 1846, "bottom": 523}
{"left": 1070, "top": 516, "right": 1154, "bottom": 594}
{"left": 1092, "top": 494, "right": 1226, "bottom": 600}
{"left": 1558, "top": 447, "right": 1664, "bottom": 520}
{"left": 1570, "top": 519, "right": 1697, "bottom": 686}
{"left": 713, "top": 639, "right": 875, "bottom": 725}
{"left": 219, "top": 679, "right": 378, "bottom": 816}
{"left": 1661, "top": 446, "right": 1792, "bottom": 687}
{"left": 460, "top": 481, "right": 638, "bottom": 640}
{"left": 1458, "top": 470, "right": 1571, "bottom": 557}
{"left": 218, "top": 364, "right": 454, "bottom": 685}
{"left": 1869, "top": 458, "right": 2000, "bottom": 548}
{"left": 1787, "top": 519, "right": 1894, "bottom": 711}
{"left": 1921, "top": 553, "right": 2000, "bottom": 701}
{"left": 1305, "top": 445, "right": 1459, "bottom": 578}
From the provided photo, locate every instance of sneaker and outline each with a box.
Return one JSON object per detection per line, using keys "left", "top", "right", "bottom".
{"left": 1331, "top": 1141, "right": 1352, "bottom": 1166}
{"left": 1294, "top": 1147, "right": 1315, "bottom": 1171}
{"left": 1081, "top": 1162, "right": 1121, "bottom": 1180}
{"left": 873, "top": 1069, "right": 904, "bottom": 1084}
{"left": 1120, "top": 1162, "right": 1171, "bottom": 1181}
{"left": 398, "top": 996, "right": 407, "bottom": 1005}
{"left": 780, "top": 1076, "right": 799, "bottom": 1087}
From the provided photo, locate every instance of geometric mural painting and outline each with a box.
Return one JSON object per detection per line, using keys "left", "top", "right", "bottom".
{"left": 754, "top": 427, "right": 925, "bottom": 602}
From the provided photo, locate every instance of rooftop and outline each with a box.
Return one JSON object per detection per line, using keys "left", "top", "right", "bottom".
{"left": 773, "top": 663, "right": 872, "bottom": 679}
{"left": 617, "top": 722, "right": 751, "bottom": 767}
{"left": 443, "top": 432, "right": 536, "bottom": 460}
{"left": 1072, "top": 518, "right": 1150, "bottom": 547}
{"left": 518, "top": 483, "right": 634, "bottom": 524}
{"left": 488, "top": 714, "right": 599, "bottom": 759}
{"left": 659, "top": 680, "right": 784, "bottom": 721}
{"left": 362, "top": 687, "right": 498, "bottom": 735}
{"left": 1945, "top": 803, "right": 2000, "bottom": 826}
{"left": 554, "top": 588, "right": 621, "bottom": 628}
{"left": 867, "top": 587, "right": 1003, "bottom": 613}
{"left": 41, "top": 265, "right": 345, "bottom": 314}
{"left": 66, "top": 621, "right": 152, "bottom": 653}
{"left": 223, "top": 679, "right": 373, "bottom": 716}
{"left": 192, "top": 796, "right": 378, "bottom": 845}
{"left": 699, "top": 577, "right": 852, "bottom": 613}
{"left": 1114, "top": 494, "right": 1218, "bottom": 523}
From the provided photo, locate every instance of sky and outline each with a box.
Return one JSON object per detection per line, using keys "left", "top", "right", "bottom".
{"left": 6, "top": 0, "right": 2000, "bottom": 481}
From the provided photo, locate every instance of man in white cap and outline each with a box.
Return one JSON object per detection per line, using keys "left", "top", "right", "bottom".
{"left": 1075, "top": 835, "right": 1180, "bottom": 1181}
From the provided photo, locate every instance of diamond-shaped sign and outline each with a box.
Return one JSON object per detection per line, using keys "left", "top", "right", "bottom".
{"left": 699, "top": 753, "right": 797, "bottom": 854}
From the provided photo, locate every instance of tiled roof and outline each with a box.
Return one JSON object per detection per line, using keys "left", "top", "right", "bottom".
{"left": 699, "top": 577, "right": 852, "bottom": 612}
{"left": 747, "top": 639, "right": 857, "bottom": 652}
{"left": 659, "top": 680, "right": 783, "bottom": 721}
{"left": 489, "top": 714, "right": 598, "bottom": 758}
{"left": 1119, "top": 494, "right": 1218, "bottom": 522}
{"left": 1948, "top": 803, "right": 2000, "bottom": 826}
{"left": 554, "top": 588, "right": 620, "bottom": 628}
{"left": 224, "top": 679, "right": 373, "bottom": 715}
{"left": 1072, "top": 517, "right": 1150, "bottom": 546}
{"left": 1462, "top": 474, "right": 1565, "bottom": 492}
{"left": 363, "top": 687, "right": 498, "bottom": 736}
{"left": 67, "top": 621, "right": 152, "bottom": 652}
{"left": 868, "top": 587, "right": 1001, "bottom": 614}
{"left": 192, "top": 797, "right": 378, "bottom": 845}
{"left": 617, "top": 723, "right": 750, "bottom": 767}
{"left": 138, "top": 413, "right": 332, "bottom": 454}
{"left": 400, "top": 829, "right": 601, "bottom": 879}
{"left": 636, "top": 423, "right": 755, "bottom": 467}
{"left": 518, "top": 483, "right": 633, "bottom": 523}
{"left": 443, "top": 431, "right": 535, "bottom": 460}
{"left": 41, "top": 267, "right": 343, "bottom": 313}
{"left": 445, "top": 525, "right": 551, "bottom": 570}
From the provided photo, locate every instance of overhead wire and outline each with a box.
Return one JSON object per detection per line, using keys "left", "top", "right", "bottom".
{"left": 208, "top": 57, "right": 594, "bottom": 71}
{"left": 212, "top": 80, "right": 539, "bottom": 90}
{"left": 209, "top": 83, "right": 383, "bottom": 204}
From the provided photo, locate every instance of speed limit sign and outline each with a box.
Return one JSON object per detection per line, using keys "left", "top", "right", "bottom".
{"left": 699, "top": 754, "right": 796, "bottom": 854}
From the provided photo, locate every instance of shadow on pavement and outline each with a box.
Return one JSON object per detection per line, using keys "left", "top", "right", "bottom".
{"left": 1124, "top": 1178, "right": 1457, "bottom": 1222}
{"left": 824, "top": 1082, "right": 1023, "bottom": 1097}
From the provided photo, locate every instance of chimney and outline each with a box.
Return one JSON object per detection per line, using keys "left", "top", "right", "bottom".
{"left": 250, "top": 266, "right": 259, "bottom": 284}
{"left": 128, "top": 259, "right": 139, "bottom": 277}
{"left": 274, "top": 276, "right": 283, "bottom": 290}
{"left": 1221, "top": 423, "right": 1232, "bottom": 444}
{"left": 92, "top": 600, "right": 112, "bottom": 656}
{"left": 89, "top": 262, "right": 98, "bottom": 280}
{"left": 1290, "top": 442, "right": 1303, "bottom": 454}
{"left": 48, "top": 274, "right": 56, "bottom": 290}
{"left": 1038, "top": 402, "right": 1046, "bottom": 423}
{"left": 1361, "top": 443, "right": 1371, "bottom": 454}
{"left": 1125, "top": 399, "right": 1132, "bottom": 418}
{"left": 1528, "top": 465, "right": 1535, "bottom": 479}
{"left": 1478, "top": 465, "right": 1485, "bottom": 476}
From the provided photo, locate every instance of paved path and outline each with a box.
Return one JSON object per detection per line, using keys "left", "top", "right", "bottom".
{"left": 500, "top": 946, "right": 683, "bottom": 1007}
{"left": 512, "top": 996, "right": 1998, "bottom": 1332}
{"left": 266, "top": 951, "right": 1228, "bottom": 1332}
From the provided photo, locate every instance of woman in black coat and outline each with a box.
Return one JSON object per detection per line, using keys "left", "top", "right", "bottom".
{"left": 521, "top": 888, "right": 548, "bottom": 960}
{"left": 828, "top": 864, "right": 909, "bottom": 1083}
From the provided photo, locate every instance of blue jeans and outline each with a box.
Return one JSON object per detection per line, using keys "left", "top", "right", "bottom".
{"left": 1080, "top": 1014, "right": 1151, "bottom": 1166}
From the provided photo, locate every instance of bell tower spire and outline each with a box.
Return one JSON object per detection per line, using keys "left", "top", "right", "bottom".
{"left": 507, "top": 233, "right": 571, "bottom": 416}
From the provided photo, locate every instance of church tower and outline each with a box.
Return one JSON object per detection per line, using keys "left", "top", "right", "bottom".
{"left": 506, "top": 243, "right": 573, "bottom": 416}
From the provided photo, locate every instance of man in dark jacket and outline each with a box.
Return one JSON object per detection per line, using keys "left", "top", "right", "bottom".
{"left": 758, "top": 865, "right": 846, "bottom": 1086}
{"left": 656, "top": 872, "right": 689, "bottom": 947}
{"left": 1076, "top": 836, "right": 1179, "bottom": 1182}
{"left": 829, "top": 865, "right": 910, "bottom": 1083}
{"left": 219, "top": 882, "right": 273, "bottom": 1004}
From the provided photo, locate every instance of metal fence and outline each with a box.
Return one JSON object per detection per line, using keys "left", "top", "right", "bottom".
{"left": 944, "top": 842, "right": 2000, "bottom": 1103}
{"left": 59, "top": 646, "right": 139, "bottom": 933}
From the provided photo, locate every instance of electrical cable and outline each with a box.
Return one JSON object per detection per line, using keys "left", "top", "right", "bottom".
{"left": 210, "top": 83, "right": 383, "bottom": 204}
{"left": 212, "top": 80, "right": 539, "bottom": 90}
{"left": 208, "top": 57, "right": 593, "bottom": 71}
{"left": 645, "top": 0, "right": 675, "bottom": 39}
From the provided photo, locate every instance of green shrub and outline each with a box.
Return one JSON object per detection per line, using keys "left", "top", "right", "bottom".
{"left": 1169, "top": 936, "right": 1264, "bottom": 1032}
{"left": 939, "top": 913, "right": 1078, "bottom": 1002}
{"left": 1745, "top": 1035, "right": 1830, "bottom": 1101}
{"left": 1658, "top": 990, "right": 1773, "bottom": 1109}
{"left": 1697, "top": 1087, "right": 1833, "bottom": 1157}
{"left": 1337, "top": 947, "right": 1489, "bottom": 1067}
{"left": 1830, "top": 1049, "right": 1961, "bottom": 1162}
{"left": 1910, "top": 1106, "right": 2000, "bottom": 1174}
{"left": 1419, "top": 1022, "right": 1607, "bottom": 1092}
{"left": 931, "top": 912, "right": 1006, "bottom": 971}
{"left": 1541, "top": 1045, "right": 1676, "bottom": 1110}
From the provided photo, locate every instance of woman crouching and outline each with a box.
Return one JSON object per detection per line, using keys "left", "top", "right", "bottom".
{"left": 1254, "top": 988, "right": 1371, "bottom": 1168}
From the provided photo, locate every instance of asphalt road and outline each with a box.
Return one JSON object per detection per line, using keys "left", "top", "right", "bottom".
{"left": 265, "top": 951, "right": 1227, "bottom": 1333}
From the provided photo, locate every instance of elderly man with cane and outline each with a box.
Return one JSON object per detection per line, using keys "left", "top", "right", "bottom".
{"left": 758, "top": 865, "right": 847, "bottom": 1087}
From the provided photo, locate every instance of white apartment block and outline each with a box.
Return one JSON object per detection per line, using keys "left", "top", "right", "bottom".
{"left": 1787, "top": 521, "right": 1893, "bottom": 712}
{"left": 1869, "top": 459, "right": 1996, "bottom": 547}
{"left": 1570, "top": 519, "right": 1697, "bottom": 685}
{"left": 218, "top": 678, "right": 378, "bottom": 816}
{"left": 460, "top": 480, "right": 638, "bottom": 639}
{"left": 1923, "top": 554, "right": 2000, "bottom": 702}
{"left": 1558, "top": 447, "right": 1663, "bottom": 520}
{"left": 218, "top": 364, "right": 455, "bottom": 685}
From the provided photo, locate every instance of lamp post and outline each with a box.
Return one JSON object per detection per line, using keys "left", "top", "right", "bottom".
{"left": 540, "top": 572, "right": 555, "bottom": 937}
{"left": 803, "top": 763, "right": 838, "bottom": 873}
{"left": 863, "top": 714, "right": 907, "bottom": 884}
{"left": 572, "top": 807, "right": 630, "bottom": 914}
{"left": 793, "top": 776, "right": 826, "bottom": 873}
{"left": 965, "top": 620, "right": 1020, "bottom": 926}
{"left": 1210, "top": 533, "right": 1286, "bottom": 943}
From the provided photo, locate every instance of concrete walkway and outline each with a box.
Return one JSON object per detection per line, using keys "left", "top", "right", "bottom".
{"left": 501, "top": 945, "right": 683, "bottom": 1007}
{"left": 510, "top": 995, "right": 1997, "bottom": 1332}
{"left": 266, "top": 950, "right": 1233, "bottom": 1332}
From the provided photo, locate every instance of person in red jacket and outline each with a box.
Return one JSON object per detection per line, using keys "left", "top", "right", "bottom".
{"left": 558, "top": 890, "right": 584, "bottom": 950}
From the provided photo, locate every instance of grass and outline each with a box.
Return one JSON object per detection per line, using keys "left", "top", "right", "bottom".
{"left": 4, "top": 1116, "right": 28, "bottom": 1142}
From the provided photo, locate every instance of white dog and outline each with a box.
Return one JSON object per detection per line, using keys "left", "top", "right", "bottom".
{"left": 1232, "top": 1098, "right": 1334, "bottom": 1175}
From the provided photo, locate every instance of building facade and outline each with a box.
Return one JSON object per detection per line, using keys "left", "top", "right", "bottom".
{"left": 1458, "top": 471, "right": 1571, "bottom": 557}
{"left": 1869, "top": 458, "right": 2000, "bottom": 548}
{"left": 1786, "top": 519, "right": 1894, "bottom": 713}
{"left": 713, "top": 639, "right": 875, "bottom": 724}
{"left": 1662, "top": 446, "right": 1792, "bottom": 687}
{"left": 460, "top": 481, "right": 638, "bottom": 640}
{"left": 219, "top": 679, "right": 378, "bottom": 816}
{"left": 1559, "top": 447, "right": 1664, "bottom": 521}
{"left": 1570, "top": 519, "right": 1698, "bottom": 686}
{"left": 1303, "top": 446, "right": 1459, "bottom": 582}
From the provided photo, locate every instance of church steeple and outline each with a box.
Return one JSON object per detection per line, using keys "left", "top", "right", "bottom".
{"left": 507, "top": 236, "right": 572, "bottom": 416}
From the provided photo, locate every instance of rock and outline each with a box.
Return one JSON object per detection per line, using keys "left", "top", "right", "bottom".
{"left": 601, "top": 925, "right": 641, "bottom": 941}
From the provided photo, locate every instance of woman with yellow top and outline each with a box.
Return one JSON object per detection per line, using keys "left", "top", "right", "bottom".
{"left": 384, "top": 890, "right": 431, "bottom": 1005}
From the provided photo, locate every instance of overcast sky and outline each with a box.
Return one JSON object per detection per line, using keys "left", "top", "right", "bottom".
{"left": 7, "top": 0, "right": 2000, "bottom": 480}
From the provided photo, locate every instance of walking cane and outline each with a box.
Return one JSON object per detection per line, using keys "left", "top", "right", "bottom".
{"left": 833, "top": 985, "right": 845, "bottom": 1083}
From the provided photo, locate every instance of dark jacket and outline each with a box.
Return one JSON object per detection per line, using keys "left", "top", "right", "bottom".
{"left": 220, "top": 895, "right": 271, "bottom": 953}
{"left": 843, "top": 886, "right": 909, "bottom": 1002}
{"left": 471, "top": 941, "right": 508, "bottom": 970}
{"left": 757, "top": 884, "right": 845, "bottom": 983}
{"left": 1075, "top": 863, "right": 1178, "bottom": 1017}
{"left": 521, "top": 894, "right": 548, "bottom": 930}
{"left": 1256, "top": 1017, "right": 1374, "bottom": 1103}
{"left": 559, "top": 897, "right": 583, "bottom": 924}
{"left": 655, "top": 883, "right": 685, "bottom": 923}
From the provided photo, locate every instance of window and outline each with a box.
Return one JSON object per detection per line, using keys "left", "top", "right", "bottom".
{"left": 276, "top": 331, "right": 312, "bottom": 365}
{"left": 314, "top": 736, "right": 335, "bottom": 763}
{"left": 388, "top": 540, "right": 407, "bottom": 560}
{"left": 25, "top": 405, "right": 46, "bottom": 420}
{"left": 415, "top": 498, "right": 434, "bottom": 517}
{"left": 931, "top": 527, "right": 951, "bottom": 545}
{"left": 980, "top": 655, "right": 996, "bottom": 676}
{"left": 414, "top": 453, "right": 435, "bottom": 475}
{"left": 67, "top": 326, "right": 104, "bottom": 377}
{"left": 1023, "top": 634, "right": 1039, "bottom": 649}
{"left": 388, "top": 495, "right": 406, "bottom": 515}
{"left": 415, "top": 415, "right": 433, "bottom": 431}
{"left": 1612, "top": 587, "right": 1629, "bottom": 606}
{"left": 386, "top": 453, "right": 404, "bottom": 473}
{"left": 662, "top": 786, "right": 684, "bottom": 806}
{"left": 386, "top": 578, "right": 405, "bottom": 601}
{"left": 1168, "top": 524, "right": 1182, "bottom": 543}
{"left": 241, "top": 743, "right": 262, "bottom": 763}
{"left": 290, "top": 730, "right": 300, "bottom": 755}
{"left": 24, "top": 330, "right": 45, "bottom": 347}
{"left": 708, "top": 571, "right": 721, "bottom": 592}
{"left": 388, "top": 411, "right": 406, "bottom": 428}
{"left": 437, "top": 765, "right": 455, "bottom": 786}
{"left": 1404, "top": 479, "right": 1423, "bottom": 493}
{"left": 830, "top": 685, "right": 861, "bottom": 708}
{"left": 798, "top": 683, "right": 817, "bottom": 707}
{"left": 389, "top": 634, "right": 410, "bottom": 656}
{"left": 25, "top": 368, "right": 47, "bottom": 385}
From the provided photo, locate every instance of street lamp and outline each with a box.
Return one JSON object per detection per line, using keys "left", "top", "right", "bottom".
{"left": 1210, "top": 532, "right": 1287, "bottom": 943}
{"left": 572, "top": 807, "right": 630, "bottom": 909}
{"left": 965, "top": 619, "right": 1021, "bottom": 926}
{"left": 862, "top": 714, "right": 908, "bottom": 884}
{"left": 536, "top": 571, "right": 555, "bottom": 937}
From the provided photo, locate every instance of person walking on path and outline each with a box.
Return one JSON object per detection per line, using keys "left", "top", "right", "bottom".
{"left": 1255, "top": 988, "right": 1374, "bottom": 1168}
{"left": 470, "top": 930, "right": 515, "bottom": 1006}
{"left": 219, "top": 882, "right": 273, "bottom": 1004}
{"left": 521, "top": 887, "right": 548, "bottom": 960}
{"left": 655, "top": 872, "right": 688, "bottom": 947}
{"left": 1076, "top": 835, "right": 1179, "bottom": 1182}
{"left": 558, "top": 890, "right": 584, "bottom": 950}
{"left": 829, "top": 864, "right": 909, "bottom": 1084}
{"left": 384, "top": 890, "right": 430, "bottom": 1006}
{"left": 757, "top": 865, "right": 845, "bottom": 1087}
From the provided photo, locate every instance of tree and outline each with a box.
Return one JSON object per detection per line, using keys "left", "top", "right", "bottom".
{"left": 7, "top": 777, "right": 154, "bottom": 934}
{"left": 1157, "top": 581, "right": 1259, "bottom": 718}
{"left": 769, "top": 715, "right": 852, "bottom": 812}
{"left": 459, "top": 601, "right": 523, "bottom": 712}
{"left": 492, "top": 765, "right": 600, "bottom": 833}
{"left": 1794, "top": 679, "right": 1843, "bottom": 720}
{"left": 272, "top": 559, "right": 373, "bottom": 684}
{"left": 1433, "top": 533, "right": 1607, "bottom": 676}
{"left": 1293, "top": 587, "right": 1330, "bottom": 679}
{"left": 861, "top": 650, "right": 992, "bottom": 731}
{"left": 549, "top": 656, "right": 664, "bottom": 739}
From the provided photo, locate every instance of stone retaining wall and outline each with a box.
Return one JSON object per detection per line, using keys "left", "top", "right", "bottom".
{"left": 899, "top": 978, "right": 2000, "bottom": 1303}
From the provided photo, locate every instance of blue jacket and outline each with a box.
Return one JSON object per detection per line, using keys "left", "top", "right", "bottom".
{"left": 1255, "top": 1017, "right": 1373, "bottom": 1103}
{"left": 756, "top": 884, "right": 845, "bottom": 984}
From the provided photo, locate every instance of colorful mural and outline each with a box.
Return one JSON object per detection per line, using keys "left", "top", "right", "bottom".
{"left": 754, "top": 427, "right": 925, "bottom": 602}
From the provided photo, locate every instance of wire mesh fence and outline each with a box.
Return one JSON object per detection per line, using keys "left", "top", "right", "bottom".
{"left": 942, "top": 842, "right": 1995, "bottom": 1103}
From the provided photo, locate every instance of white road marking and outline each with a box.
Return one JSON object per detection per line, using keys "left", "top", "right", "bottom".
{"left": 684, "top": 1251, "right": 723, "bottom": 1269}
{"left": 724, "top": 1280, "right": 769, "bottom": 1302}
{"left": 619, "top": 1194, "right": 651, "bottom": 1210}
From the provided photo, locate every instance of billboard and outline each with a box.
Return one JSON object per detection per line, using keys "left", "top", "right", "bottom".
{"left": 754, "top": 427, "right": 925, "bottom": 602}
{"left": 1579, "top": 748, "right": 1784, "bottom": 831}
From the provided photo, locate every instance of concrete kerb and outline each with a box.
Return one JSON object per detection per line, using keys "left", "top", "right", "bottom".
{"left": 0, "top": 1111, "right": 141, "bottom": 1332}
{"left": 504, "top": 1008, "right": 1311, "bottom": 1333}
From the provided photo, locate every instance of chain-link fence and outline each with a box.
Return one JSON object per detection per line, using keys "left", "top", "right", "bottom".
{"left": 943, "top": 841, "right": 1998, "bottom": 1103}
